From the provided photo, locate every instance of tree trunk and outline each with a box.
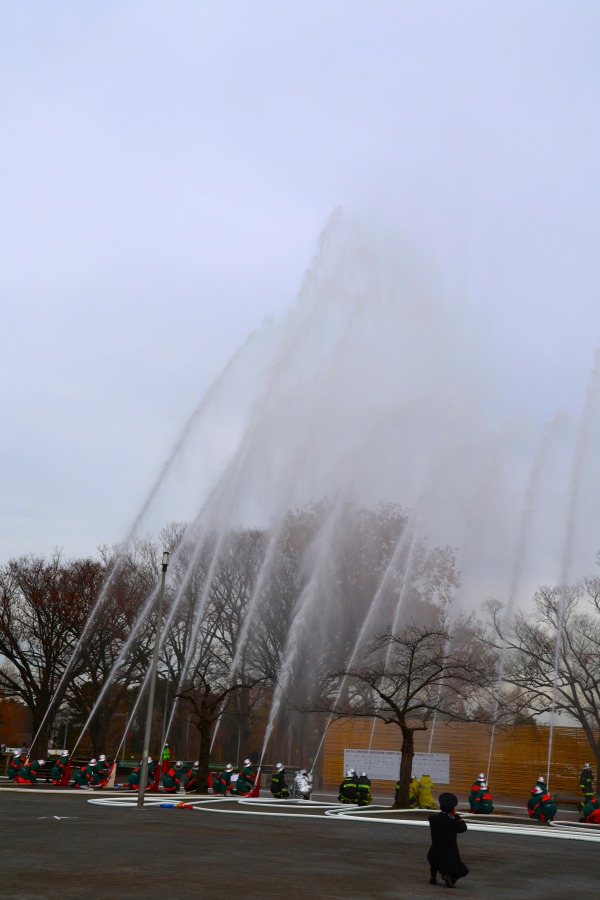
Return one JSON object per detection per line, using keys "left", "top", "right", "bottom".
{"left": 30, "top": 717, "right": 53, "bottom": 760}
{"left": 393, "top": 726, "right": 415, "bottom": 808}
{"left": 194, "top": 717, "right": 213, "bottom": 794}
{"left": 233, "top": 692, "right": 252, "bottom": 758}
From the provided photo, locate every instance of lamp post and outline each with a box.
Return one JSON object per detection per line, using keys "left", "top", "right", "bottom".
{"left": 137, "top": 551, "right": 170, "bottom": 809}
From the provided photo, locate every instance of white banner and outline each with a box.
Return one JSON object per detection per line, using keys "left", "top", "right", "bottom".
{"left": 343, "top": 749, "right": 449, "bottom": 784}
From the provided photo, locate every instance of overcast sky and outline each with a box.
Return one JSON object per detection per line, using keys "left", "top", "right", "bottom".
{"left": 2, "top": 1, "right": 599, "bottom": 569}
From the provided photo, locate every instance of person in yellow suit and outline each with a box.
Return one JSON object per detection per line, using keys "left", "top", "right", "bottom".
{"left": 418, "top": 773, "right": 437, "bottom": 809}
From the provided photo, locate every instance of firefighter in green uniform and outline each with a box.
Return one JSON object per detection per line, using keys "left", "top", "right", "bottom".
{"left": 17, "top": 759, "right": 45, "bottom": 783}
{"left": 357, "top": 772, "right": 372, "bottom": 806}
{"left": 212, "top": 763, "right": 234, "bottom": 794}
{"left": 128, "top": 759, "right": 143, "bottom": 790}
{"left": 127, "top": 757, "right": 155, "bottom": 790}
{"left": 418, "top": 774, "right": 437, "bottom": 809}
{"left": 73, "top": 758, "right": 97, "bottom": 788}
{"left": 270, "top": 763, "right": 289, "bottom": 798}
{"left": 185, "top": 762, "right": 199, "bottom": 792}
{"left": 93, "top": 754, "right": 110, "bottom": 786}
{"left": 469, "top": 778, "right": 494, "bottom": 814}
{"left": 527, "top": 785, "right": 557, "bottom": 822}
{"left": 162, "top": 760, "right": 183, "bottom": 793}
{"left": 235, "top": 759, "right": 256, "bottom": 795}
{"left": 468, "top": 773, "right": 485, "bottom": 810}
{"left": 338, "top": 769, "right": 359, "bottom": 803}
{"left": 580, "top": 764, "right": 594, "bottom": 809}
{"left": 50, "top": 750, "right": 70, "bottom": 784}
{"left": 8, "top": 751, "right": 25, "bottom": 781}
{"left": 581, "top": 794, "right": 600, "bottom": 824}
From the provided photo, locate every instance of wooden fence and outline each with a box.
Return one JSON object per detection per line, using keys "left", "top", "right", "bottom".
{"left": 322, "top": 718, "right": 594, "bottom": 798}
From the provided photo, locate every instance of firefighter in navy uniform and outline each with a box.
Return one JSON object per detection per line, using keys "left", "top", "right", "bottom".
{"left": 357, "top": 772, "right": 372, "bottom": 806}
{"left": 427, "top": 791, "right": 469, "bottom": 888}
{"left": 338, "top": 769, "right": 358, "bottom": 803}
{"left": 270, "top": 763, "right": 289, "bottom": 798}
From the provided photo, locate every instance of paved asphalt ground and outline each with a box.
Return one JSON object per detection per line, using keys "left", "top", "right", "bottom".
{"left": 0, "top": 785, "right": 597, "bottom": 900}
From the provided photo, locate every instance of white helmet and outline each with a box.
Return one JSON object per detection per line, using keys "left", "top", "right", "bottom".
{"left": 61, "top": 750, "right": 69, "bottom": 756}
{"left": 275, "top": 763, "right": 284, "bottom": 771}
{"left": 225, "top": 763, "right": 233, "bottom": 772}
{"left": 37, "top": 759, "right": 45, "bottom": 765}
{"left": 360, "top": 772, "right": 367, "bottom": 778}
{"left": 584, "top": 763, "right": 591, "bottom": 768}
{"left": 90, "top": 759, "right": 97, "bottom": 765}
{"left": 243, "top": 758, "right": 252, "bottom": 766}
{"left": 99, "top": 754, "right": 106, "bottom": 761}
{"left": 346, "top": 769, "right": 353, "bottom": 777}
{"left": 175, "top": 761, "right": 183, "bottom": 768}
{"left": 193, "top": 761, "right": 199, "bottom": 767}
{"left": 478, "top": 772, "right": 485, "bottom": 780}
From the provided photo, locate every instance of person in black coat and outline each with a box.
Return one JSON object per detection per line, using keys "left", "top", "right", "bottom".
{"left": 427, "top": 791, "right": 469, "bottom": 888}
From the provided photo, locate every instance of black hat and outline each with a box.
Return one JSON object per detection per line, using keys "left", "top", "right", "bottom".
{"left": 439, "top": 792, "right": 458, "bottom": 808}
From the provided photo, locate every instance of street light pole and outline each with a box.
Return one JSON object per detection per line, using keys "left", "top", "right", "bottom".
{"left": 137, "top": 551, "right": 170, "bottom": 809}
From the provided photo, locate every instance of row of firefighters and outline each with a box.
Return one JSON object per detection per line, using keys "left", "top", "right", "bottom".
{"left": 339, "top": 765, "right": 600, "bottom": 824}
{"left": 7, "top": 749, "right": 600, "bottom": 823}
{"left": 5, "top": 750, "right": 307, "bottom": 799}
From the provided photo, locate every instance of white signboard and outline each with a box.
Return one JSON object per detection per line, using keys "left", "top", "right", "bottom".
{"left": 343, "top": 749, "right": 449, "bottom": 784}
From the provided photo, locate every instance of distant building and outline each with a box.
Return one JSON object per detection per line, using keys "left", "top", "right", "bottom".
{"left": 0, "top": 698, "right": 32, "bottom": 749}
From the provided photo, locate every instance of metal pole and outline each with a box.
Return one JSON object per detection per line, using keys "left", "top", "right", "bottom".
{"left": 137, "top": 551, "right": 170, "bottom": 809}
{"left": 63, "top": 714, "right": 69, "bottom": 750}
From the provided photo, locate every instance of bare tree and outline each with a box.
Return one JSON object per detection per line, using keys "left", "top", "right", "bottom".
{"left": 313, "top": 618, "right": 495, "bottom": 807}
{"left": 0, "top": 553, "right": 97, "bottom": 756}
{"left": 486, "top": 571, "right": 600, "bottom": 772}
{"left": 66, "top": 543, "right": 157, "bottom": 754}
